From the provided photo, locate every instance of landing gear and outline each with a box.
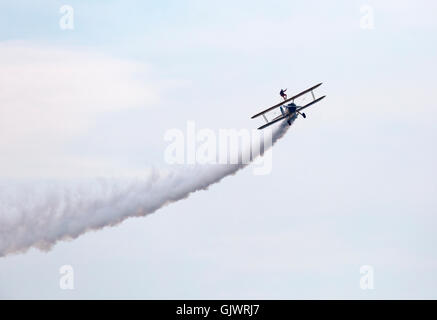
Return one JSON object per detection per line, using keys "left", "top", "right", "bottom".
{"left": 297, "top": 111, "right": 306, "bottom": 119}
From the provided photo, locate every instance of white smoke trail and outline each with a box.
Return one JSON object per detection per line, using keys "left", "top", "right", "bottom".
{"left": 0, "top": 119, "right": 294, "bottom": 257}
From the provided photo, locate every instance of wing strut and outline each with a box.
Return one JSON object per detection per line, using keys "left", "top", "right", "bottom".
{"left": 297, "top": 95, "right": 326, "bottom": 111}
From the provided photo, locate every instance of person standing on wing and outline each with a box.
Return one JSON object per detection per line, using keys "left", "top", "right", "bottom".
{"left": 280, "top": 88, "right": 287, "bottom": 100}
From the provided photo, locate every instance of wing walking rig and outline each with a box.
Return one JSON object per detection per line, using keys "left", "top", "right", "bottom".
{"left": 251, "top": 83, "right": 326, "bottom": 130}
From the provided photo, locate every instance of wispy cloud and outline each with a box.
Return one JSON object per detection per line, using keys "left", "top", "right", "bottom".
{"left": 0, "top": 41, "right": 158, "bottom": 177}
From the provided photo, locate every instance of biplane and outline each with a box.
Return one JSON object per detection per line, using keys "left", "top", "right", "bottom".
{"left": 251, "top": 83, "right": 326, "bottom": 130}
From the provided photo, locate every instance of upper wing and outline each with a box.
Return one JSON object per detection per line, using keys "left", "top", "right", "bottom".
{"left": 251, "top": 83, "right": 322, "bottom": 119}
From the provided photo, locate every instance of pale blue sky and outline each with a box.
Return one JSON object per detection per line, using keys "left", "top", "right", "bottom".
{"left": 0, "top": 0, "right": 436, "bottom": 298}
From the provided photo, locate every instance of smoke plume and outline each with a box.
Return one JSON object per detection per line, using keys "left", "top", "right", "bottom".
{"left": 0, "top": 119, "right": 294, "bottom": 257}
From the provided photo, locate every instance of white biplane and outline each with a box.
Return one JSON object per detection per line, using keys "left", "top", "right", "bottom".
{"left": 251, "top": 83, "right": 326, "bottom": 130}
